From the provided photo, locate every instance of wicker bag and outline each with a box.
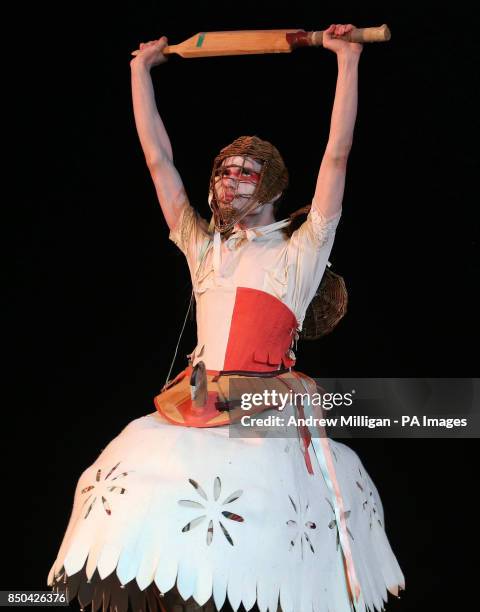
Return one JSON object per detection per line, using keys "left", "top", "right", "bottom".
{"left": 300, "top": 266, "right": 348, "bottom": 340}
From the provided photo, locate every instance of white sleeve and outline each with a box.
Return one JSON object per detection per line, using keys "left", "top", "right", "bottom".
{"left": 169, "top": 202, "right": 211, "bottom": 277}
{"left": 286, "top": 206, "right": 342, "bottom": 328}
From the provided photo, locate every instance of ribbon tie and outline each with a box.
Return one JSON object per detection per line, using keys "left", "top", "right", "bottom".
{"left": 212, "top": 218, "right": 291, "bottom": 275}
{"left": 291, "top": 372, "right": 362, "bottom": 606}
{"left": 225, "top": 227, "right": 263, "bottom": 250}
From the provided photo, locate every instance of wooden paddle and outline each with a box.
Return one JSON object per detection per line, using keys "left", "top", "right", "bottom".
{"left": 131, "top": 26, "right": 391, "bottom": 58}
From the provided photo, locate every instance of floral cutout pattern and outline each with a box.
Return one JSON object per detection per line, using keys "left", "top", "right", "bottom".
{"left": 286, "top": 495, "right": 317, "bottom": 559}
{"left": 356, "top": 467, "right": 383, "bottom": 529}
{"left": 326, "top": 497, "right": 354, "bottom": 550}
{"left": 178, "top": 477, "right": 244, "bottom": 546}
{"left": 80, "top": 462, "right": 132, "bottom": 519}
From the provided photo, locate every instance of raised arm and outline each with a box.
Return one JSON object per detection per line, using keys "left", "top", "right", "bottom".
{"left": 130, "top": 37, "right": 187, "bottom": 231}
{"left": 312, "top": 24, "right": 363, "bottom": 220}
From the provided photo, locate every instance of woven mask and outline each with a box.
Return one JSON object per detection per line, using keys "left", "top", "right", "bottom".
{"left": 209, "top": 135, "right": 289, "bottom": 234}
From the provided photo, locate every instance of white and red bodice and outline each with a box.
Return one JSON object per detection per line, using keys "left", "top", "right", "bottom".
{"left": 170, "top": 203, "right": 342, "bottom": 372}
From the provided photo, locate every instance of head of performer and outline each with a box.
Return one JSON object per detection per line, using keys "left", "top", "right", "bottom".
{"left": 208, "top": 135, "right": 289, "bottom": 234}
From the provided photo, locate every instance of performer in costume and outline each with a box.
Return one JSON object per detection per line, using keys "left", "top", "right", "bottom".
{"left": 48, "top": 25, "right": 405, "bottom": 612}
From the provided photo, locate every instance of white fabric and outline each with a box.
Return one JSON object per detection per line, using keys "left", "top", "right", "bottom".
{"left": 47, "top": 202, "right": 405, "bottom": 611}
{"left": 170, "top": 203, "right": 342, "bottom": 371}
{"left": 48, "top": 409, "right": 404, "bottom": 612}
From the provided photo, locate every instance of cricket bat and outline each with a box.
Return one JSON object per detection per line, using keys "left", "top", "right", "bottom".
{"left": 131, "top": 26, "right": 391, "bottom": 59}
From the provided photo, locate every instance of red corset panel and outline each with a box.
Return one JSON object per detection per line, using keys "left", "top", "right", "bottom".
{"left": 223, "top": 287, "right": 298, "bottom": 372}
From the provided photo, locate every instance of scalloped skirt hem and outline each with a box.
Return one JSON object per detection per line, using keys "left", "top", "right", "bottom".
{"left": 50, "top": 562, "right": 277, "bottom": 612}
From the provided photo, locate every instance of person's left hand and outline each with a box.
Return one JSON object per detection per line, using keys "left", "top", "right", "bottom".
{"left": 322, "top": 24, "right": 363, "bottom": 57}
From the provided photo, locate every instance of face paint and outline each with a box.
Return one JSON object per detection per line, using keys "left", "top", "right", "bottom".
{"left": 214, "top": 156, "right": 262, "bottom": 209}
{"left": 217, "top": 165, "right": 261, "bottom": 185}
{"left": 209, "top": 136, "right": 289, "bottom": 234}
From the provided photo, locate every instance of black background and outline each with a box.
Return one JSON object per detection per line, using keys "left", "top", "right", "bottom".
{"left": 7, "top": 1, "right": 479, "bottom": 611}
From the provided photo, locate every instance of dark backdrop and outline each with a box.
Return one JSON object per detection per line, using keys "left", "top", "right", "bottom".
{"left": 7, "top": 2, "right": 479, "bottom": 611}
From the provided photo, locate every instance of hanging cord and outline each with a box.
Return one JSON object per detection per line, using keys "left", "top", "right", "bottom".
{"left": 162, "top": 290, "right": 194, "bottom": 390}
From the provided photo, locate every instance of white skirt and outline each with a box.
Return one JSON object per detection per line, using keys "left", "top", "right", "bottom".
{"left": 47, "top": 406, "right": 405, "bottom": 612}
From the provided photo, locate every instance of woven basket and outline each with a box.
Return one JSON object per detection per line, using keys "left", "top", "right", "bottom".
{"left": 300, "top": 267, "right": 348, "bottom": 340}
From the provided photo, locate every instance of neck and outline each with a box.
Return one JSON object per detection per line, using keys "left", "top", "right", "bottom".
{"left": 235, "top": 204, "right": 276, "bottom": 230}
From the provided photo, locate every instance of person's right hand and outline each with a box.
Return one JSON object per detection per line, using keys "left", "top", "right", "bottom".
{"left": 130, "top": 36, "right": 168, "bottom": 69}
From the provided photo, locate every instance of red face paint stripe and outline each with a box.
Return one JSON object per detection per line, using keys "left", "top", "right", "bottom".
{"left": 216, "top": 167, "right": 261, "bottom": 184}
